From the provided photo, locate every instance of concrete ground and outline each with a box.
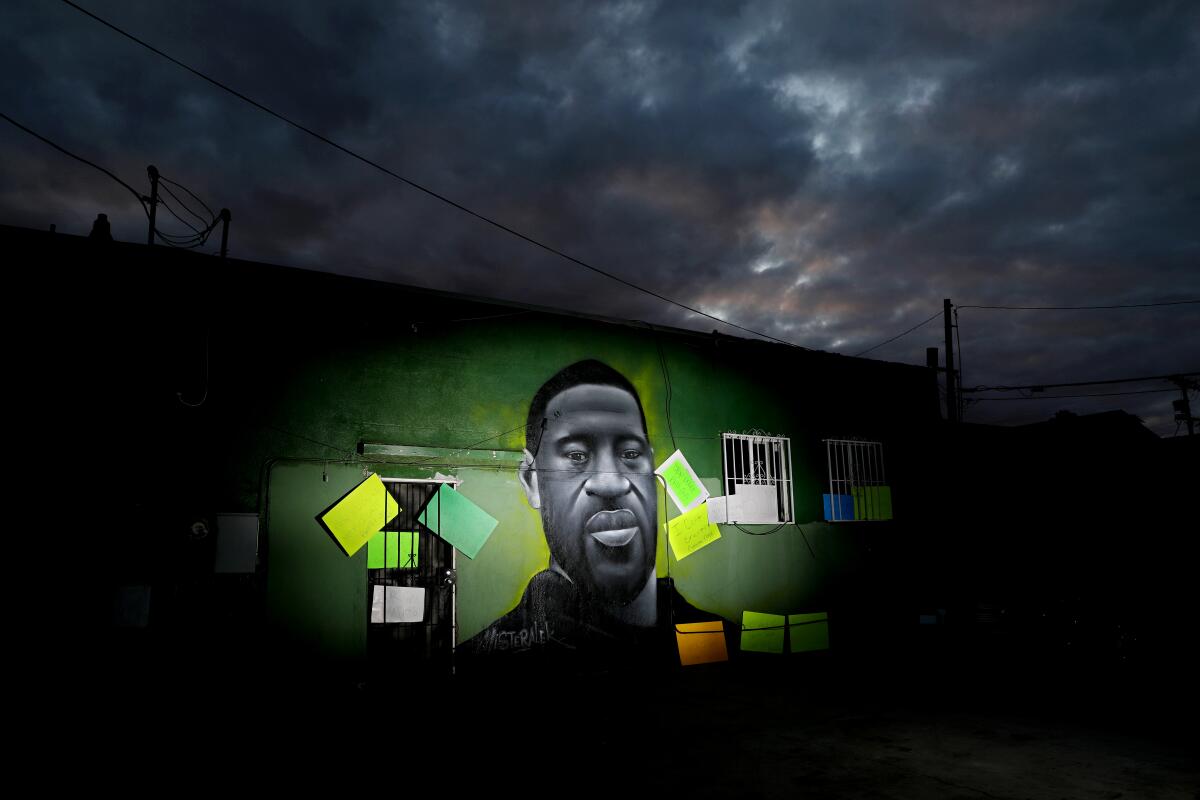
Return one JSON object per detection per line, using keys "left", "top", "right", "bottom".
{"left": 449, "top": 658, "right": 1198, "bottom": 799}
{"left": 73, "top": 647, "right": 1197, "bottom": 798}
{"left": 639, "top": 667, "right": 1197, "bottom": 799}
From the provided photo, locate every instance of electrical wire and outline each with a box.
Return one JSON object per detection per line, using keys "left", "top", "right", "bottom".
{"left": 59, "top": 0, "right": 802, "bottom": 350}
{"left": 794, "top": 522, "right": 817, "bottom": 559}
{"left": 154, "top": 194, "right": 221, "bottom": 248}
{"left": 5, "top": 109, "right": 210, "bottom": 253}
{"left": 853, "top": 310, "right": 942, "bottom": 357}
{"left": 649, "top": 325, "right": 800, "bottom": 542}
{"left": 648, "top": 323, "right": 679, "bottom": 452}
{"left": 963, "top": 372, "right": 1198, "bottom": 393}
{"left": 159, "top": 181, "right": 211, "bottom": 228}
{"left": 264, "top": 424, "right": 361, "bottom": 462}
{"left": 160, "top": 174, "right": 215, "bottom": 220}
{"left": 1, "top": 112, "right": 226, "bottom": 251}
{"left": 155, "top": 226, "right": 213, "bottom": 248}
{"left": 155, "top": 172, "right": 221, "bottom": 249}
{"left": 734, "top": 523, "right": 785, "bottom": 536}
{"left": 1, "top": 110, "right": 149, "bottom": 215}
{"left": 155, "top": 193, "right": 204, "bottom": 236}
{"left": 957, "top": 300, "right": 1200, "bottom": 310}
{"left": 972, "top": 388, "right": 1179, "bottom": 401}
{"left": 407, "top": 422, "right": 532, "bottom": 466}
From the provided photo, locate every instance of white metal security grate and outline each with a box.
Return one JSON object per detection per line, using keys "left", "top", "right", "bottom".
{"left": 823, "top": 439, "right": 887, "bottom": 521}
{"left": 368, "top": 476, "right": 461, "bottom": 675}
{"left": 720, "top": 432, "right": 794, "bottom": 523}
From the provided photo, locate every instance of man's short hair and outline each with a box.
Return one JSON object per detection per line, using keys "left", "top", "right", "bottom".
{"left": 525, "top": 359, "right": 648, "bottom": 456}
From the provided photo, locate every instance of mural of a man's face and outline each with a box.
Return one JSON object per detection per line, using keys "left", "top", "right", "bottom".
{"left": 520, "top": 383, "right": 656, "bottom": 605}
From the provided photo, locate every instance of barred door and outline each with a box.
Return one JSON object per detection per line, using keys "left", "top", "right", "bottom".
{"left": 366, "top": 479, "right": 457, "bottom": 681}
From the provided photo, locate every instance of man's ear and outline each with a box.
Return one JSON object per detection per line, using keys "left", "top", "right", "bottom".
{"left": 518, "top": 448, "right": 541, "bottom": 509}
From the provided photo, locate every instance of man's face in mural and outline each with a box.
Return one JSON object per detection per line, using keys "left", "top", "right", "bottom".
{"left": 520, "top": 383, "right": 656, "bottom": 604}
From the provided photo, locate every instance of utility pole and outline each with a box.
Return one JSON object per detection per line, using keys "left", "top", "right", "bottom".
{"left": 927, "top": 346, "right": 943, "bottom": 421}
{"left": 943, "top": 298, "right": 958, "bottom": 422}
{"left": 146, "top": 164, "right": 159, "bottom": 246}
{"left": 218, "top": 208, "right": 232, "bottom": 258}
{"left": 1172, "top": 377, "right": 1196, "bottom": 436}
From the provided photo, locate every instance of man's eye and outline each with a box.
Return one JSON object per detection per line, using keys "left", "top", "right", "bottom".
{"left": 622, "top": 450, "right": 642, "bottom": 460}
{"left": 565, "top": 451, "right": 589, "bottom": 463}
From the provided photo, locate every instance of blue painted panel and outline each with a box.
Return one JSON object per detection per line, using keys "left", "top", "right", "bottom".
{"left": 822, "top": 493, "right": 855, "bottom": 521}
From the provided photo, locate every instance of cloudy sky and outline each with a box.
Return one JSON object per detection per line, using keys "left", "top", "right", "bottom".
{"left": 3, "top": 0, "right": 1197, "bottom": 432}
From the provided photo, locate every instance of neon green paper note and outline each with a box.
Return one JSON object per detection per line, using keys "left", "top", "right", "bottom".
{"left": 788, "top": 612, "right": 830, "bottom": 652}
{"left": 741, "top": 611, "right": 785, "bottom": 653}
{"left": 367, "top": 531, "right": 398, "bottom": 569}
{"left": 418, "top": 484, "right": 498, "bottom": 559}
{"left": 366, "top": 531, "right": 419, "bottom": 569}
{"left": 655, "top": 450, "right": 708, "bottom": 513}
{"left": 668, "top": 502, "right": 722, "bottom": 561}
{"left": 663, "top": 460, "right": 701, "bottom": 507}
{"left": 319, "top": 474, "right": 400, "bottom": 557}
{"left": 397, "top": 531, "right": 419, "bottom": 568}
{"left": 851, "top": 486, "right": 893, "bottom": 520}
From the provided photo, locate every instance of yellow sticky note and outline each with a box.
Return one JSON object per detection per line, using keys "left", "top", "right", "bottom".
{"left": 668, "top": 502, "right": 722, "bottom": 561}
{"left": 318, "top": 474, "right": 401, "bottom": 557}
{"left": 676, "top": 621, "right": 728, "bottom": 666}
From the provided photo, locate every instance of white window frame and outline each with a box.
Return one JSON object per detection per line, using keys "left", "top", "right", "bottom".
{"left": 822, "top": 439, "right": 886, "bottom": 522}
{"left": 719, "top": 432, "right": 795, "bottom": 524}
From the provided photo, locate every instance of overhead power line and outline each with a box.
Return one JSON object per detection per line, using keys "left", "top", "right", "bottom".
{"left": 58, "top": 0, "right": 800, "bottom": 349}
{"left": 3, "top": 111, "right": 224, "bottom": 250}
{"left": 958, "top": 300, "right": 1200, "bottom": 310}
{"left": 1, "top": 111, "right": 147, "bottom": 209}
{"left": 859, "top": 297, "right": 1195, "bottom": 359}
{"left": 852, "top": 310, "right": 942, "bottom": 357}
{"left": 973, "top": 388, "right": 1178, "bottom": 401}
{"left": 962, "top": 371, "right": 1199, "bottom": 393}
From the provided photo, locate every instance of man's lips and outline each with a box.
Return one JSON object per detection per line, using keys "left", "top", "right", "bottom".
{"left": 585, "top": 509, "right": 639, "bottom": 547}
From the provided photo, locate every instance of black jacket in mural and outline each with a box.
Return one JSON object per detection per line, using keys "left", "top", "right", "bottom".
{"left": 458, "top": 572, "right": 725, "bottom": 666}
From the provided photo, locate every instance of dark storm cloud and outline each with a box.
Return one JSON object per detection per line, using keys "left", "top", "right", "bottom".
{"left": 2, "top": 0, "right": 1197, "bottom": 431}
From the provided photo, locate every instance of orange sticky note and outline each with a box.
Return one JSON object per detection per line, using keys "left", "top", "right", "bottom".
{"left": 676, "top": 620, "right": 728, "bottom": 666}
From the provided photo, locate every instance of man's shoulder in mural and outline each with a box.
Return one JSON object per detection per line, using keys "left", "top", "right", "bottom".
{"left": 460, "top": 569, "right": 582, "bottom": 656}
{"left": 459, "top": 573, "right": 721, "bottom": 661}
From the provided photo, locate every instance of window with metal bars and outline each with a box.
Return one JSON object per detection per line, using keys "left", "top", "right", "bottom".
{"left": 822, "top": 439, "right": 893, "bottom": 521}
{"left": 719, "top": 432, "right": 794, "bottom": 523}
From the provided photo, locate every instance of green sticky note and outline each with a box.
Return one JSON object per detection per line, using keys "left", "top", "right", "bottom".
{"left": 418, "top": 484, "right": 498, "bottom": 559}
{"left": 664, "top": 460, "right": 701, "bottom": 506}
{"left": 397, "top": 531, "right": 419, "bottom": 569}
{"left": 656, "top": 450, "right": 707, "bottom": 513}
{"left": 318, "top": 474, "right": 400, "bottom": 557}
{"left": 741, "top": 611, "right": 786, "bottom": 653}
{"left": 366, "top": 531, "right": 417, "bottom": 569}
{"left": 852, "top": 486, "right": 893, "bottom": 521}
{"left": 873, "top": 486, "right": 893, "bottom": 520}
{"left": 668, "top": 502, "right": 722, "bottom": 561}
{"left": 788, "top": 612, "right": 830, "bottom": 653}
{"left": 367, "top": 531, "right": 398, "bottom": 569}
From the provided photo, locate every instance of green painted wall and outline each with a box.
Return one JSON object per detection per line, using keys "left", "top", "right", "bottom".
{"left": 244, "top": 306, "right": 922, "bottom": 653}
{"left": 62, "top": 245, "right": 933, "bottom": 663}
{"left": 264, "top": 462, "right": 368, "bottom": 666}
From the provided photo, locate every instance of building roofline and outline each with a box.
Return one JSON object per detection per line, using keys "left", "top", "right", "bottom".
{"left": 5, "top": 221, "right": 921, "bottom": 370}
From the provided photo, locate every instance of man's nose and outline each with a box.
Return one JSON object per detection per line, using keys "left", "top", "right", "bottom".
{"left": 584, "top": 454, "right": 633, "bottom": 498}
